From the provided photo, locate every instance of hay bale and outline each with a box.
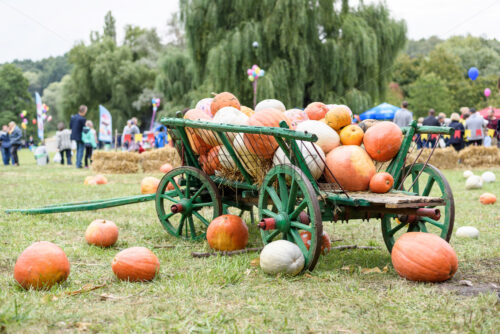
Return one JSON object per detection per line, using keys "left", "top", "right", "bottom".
{"left": 91, "top": 151, "right": 141, "bottom": 173}
{"left": 407, "top": 147, "right": 458, "bottom": 170}
{"left": 458, "top": 146, "right": 500, "bottom": 168}
{"left": 140, "top": 147, "right": 181, "bottom": 172}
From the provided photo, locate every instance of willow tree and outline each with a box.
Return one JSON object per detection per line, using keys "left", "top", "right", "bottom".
{"left": 158, "top": 0, "right": 406, "bottom": 114}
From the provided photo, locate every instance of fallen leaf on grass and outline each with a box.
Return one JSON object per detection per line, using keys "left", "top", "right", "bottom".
{"left": 341, "top": 266, "right": 350, "bottom": 271}
{"left": 361, "top": 267, "right": 382, "bottom": 274}
{"left": 304, "top": 273, "right": 313, "bottom": 279}
{"left": 75, "top": 322, "right": 91, "bottom": 331}
{"left": 250, "top": 258, "right": 260, "bottom": 267}
{"left": 459, "top": 280, "right": 473, "bottom": 287}
{"left": 382, "top": 265, "right": 389, "bottom": 273}
{"left": 99, "top": 293, "right": 120, "bottom": 301}
{"left": 41, "top": 294, "right": 58, "bottom": 303}
{"left": 244, "top": 268, "right": 252, "bottom": 276}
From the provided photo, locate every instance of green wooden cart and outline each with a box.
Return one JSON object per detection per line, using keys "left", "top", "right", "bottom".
{"left": 7, "top": 114, "right": 454, "bottom": 273}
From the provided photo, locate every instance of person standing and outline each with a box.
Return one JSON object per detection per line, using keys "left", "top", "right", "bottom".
{"left": 422, "top": 109, "right": 440, "bottom": 148}
{"left": 393, "top": 101, "right": 413, "bottom": 128}
{"left": 70, "top": 105, "right": 88, "bottom": 168}
{"left": 8, "top": 122, "right": 22, "bottom": 166}
{"left": 0, "top": 125, "right": 11, "bottom": 165}
{"left": 465, "top": 108, "right": 485, "bottom": 146}
{"left": 155, "top": 127, "right": 167, "bottom": 148}
{"left": 485, "top": 107, "right": 498, "bottom": 147}
{"left": 448, "top": 113, "right": 465, "bottom": 151}
{"left": 128, "top": 117, "right": 141, "bottom": 151}
{"left": 56, "top": 122, "right": 73, "bottom": 165}
{"left": 121, "top": 120, "right": 133, "bottom": 150}
{"left": 82, "top": 120, "right": 97, "bottom": 168}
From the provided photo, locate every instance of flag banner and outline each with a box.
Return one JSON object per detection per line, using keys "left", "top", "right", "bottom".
{"left": 123, "top": 134, "right": 131, "bottom": 143}
{"left": 464, "top": 130, "right": 471, "bottom": 138}
{"left": 420, "top": 134, "right": 428, "bottom": 141}
{"left": 134, "top": 134, "right": 143, "bottom": 143}
{"left": 35, "top": 92, "right": 44, "bottom": 140}
{"left": 444, "top": 134, "right": 450, "bottom": 139}
{"left": 453, "top": 130, "right": 461, "bottom": 139}
{"left": 430, "top": 134, "right": 438, "bottom": 140}
{"left": 98, "top": 105, "right": 112, "bottom": 142}
{"left": 147, "top": 133, "right": 155, "bottom": 142}
{"left": 487, "top": 129, "right": 495, "bottom": 137}
{"left": 475, "top": 129, "right": 482, "bottom": 137}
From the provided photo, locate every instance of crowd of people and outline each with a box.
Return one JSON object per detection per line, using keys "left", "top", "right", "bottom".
{"left": 394, "top": 102, "right": 500, "bottom": 151}
{"left": 1, "top": 105, "right": 170, "bottom": 167}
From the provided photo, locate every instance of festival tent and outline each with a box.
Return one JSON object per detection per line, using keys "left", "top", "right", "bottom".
{"left": 359, "top": 103, "right": 400, "bottom": 120}
{"left": 478, "top": 107, "right": 500, "bottom": 119}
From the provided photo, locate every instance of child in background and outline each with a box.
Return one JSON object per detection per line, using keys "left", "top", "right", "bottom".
{"left": 82, "top": 120, "right": 97, "bottom": 168}
{"left": 56, "top": 122, "right": 73, "bottom": 165}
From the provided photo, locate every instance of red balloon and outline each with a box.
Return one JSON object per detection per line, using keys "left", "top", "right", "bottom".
{"left": 32, "top": 119, "right": 37, "bottom": 125}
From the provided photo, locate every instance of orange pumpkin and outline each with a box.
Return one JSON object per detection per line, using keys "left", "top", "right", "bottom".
{"left": 324, "top": 105, "right": 352, "bottom": 131}
{"left": 339, "top": 124, "right": 364, "bottom": 145}
{"left": 324, "top": 145, "right": 376, "bottom": 191}
{"left": 84, "top": 176, "right": 95, "bottom": 185}
{"left": 304, "top": 102, "right": 328, "bottom": 120}
{"left": 14, "top": 241, "right": 70, "bottom": 290}
{"left": 391, "top": 232, "right": 458, "bottom": 282}
{"left": 112, "top": 247, "right": 160, "bottom": 282}
{"left": 94, "top": 174, "right": 108, "bottom": 185}
{"left": 166, "top": 179, "right": 179, "bottom": 191}
{"left": 160, "top": 163, "right": 173, "bottom": 174}
{"left": 210, "top": 92, "right": 241, "bottom": 116}
{"left": 479, "top": 192, "right": 496, "bottom": 204}
{"left": 299, "top": 231, "right": 332, "bottom": 255}
{"left": 85, "top": 219, "right": 119, "bottom": 247}
{"left": 206, "top": 214, "right": 249, "bottom": 251}
{"left": 369, "top": 172, "right": 394, "bottom": 193}
{"left": 141, "top": 177, "right": 160, "bottom": 194}
{"left": 184, "top": 109, "right": 213, "bottom": 155}
{"left": 243, "top": 109, "right": 291, "bottom": 159}
{"left": 201, "top": 146, "right": 221, "bottom": 175}
{"left": 363, "top": 121, "right": 403, "bottom": 162}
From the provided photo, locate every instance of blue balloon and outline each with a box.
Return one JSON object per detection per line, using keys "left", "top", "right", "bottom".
{"left": 468, "top": 67, "right": 479, "bottom": 81}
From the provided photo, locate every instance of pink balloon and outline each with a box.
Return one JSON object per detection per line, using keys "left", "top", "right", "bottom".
{"left": 484, "top": 88, "right": 491, "bottom": 97}
{"left": 247, "top": 69, "right": 252, "bottom": 76}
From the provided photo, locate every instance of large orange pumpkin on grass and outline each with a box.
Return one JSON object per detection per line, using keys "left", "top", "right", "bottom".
{"left": 369, "top": 172, "right": 394, "bottom": 193}
{"left": 479, "top": 193, "right": 496, "bottom": 204}
{"left": 363, "top": 121, "right": 403, "bottom": 162}
{"left": 305, "top": 102, "right": 328, "bottom": 120}
{"left": 94, "top": 174, "right": 108, "bottom": 185}
{"left": 325, "top": 105, "right": 352, "bottom": 131}
{"left": 85, "top": 219, "right": 119, "bottom": 247}
{"left": 243, "top": 109, "right": 291, "bottom": 159}
{"left": 141, "top": 177, "right": 160, "bottom": 194}
{"left": 206, "top": 214, "right": 249, "bottom": 251}
{"left": 14, "top": 241, "right": 70, "bottom": 290}
{"left": 210, "top": 92, "right": 241, "bottom": 116}
{"left": 339, "top": 124, "right": 364, "bottom": 145}
{"left": 112, "top": 247, "right": 160, "bottom": 282}
{"left": 324, "top": 145, "right": 376, "bottom": 191}
{"left": 391, "top": 232, "right": 458, "bottom": 282}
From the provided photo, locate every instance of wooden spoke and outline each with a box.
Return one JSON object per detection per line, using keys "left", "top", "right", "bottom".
{"left": 266, "top": 186, "right": 282, "bottom": 211}
{"left": 289, "top": 229, "right": 309, "bottom": 256}
{"left": 160, "top": 194, "right": 180, "bottom": 203}
{"left": 193, "top": 211, "right": 211, "bottom": 227}
{"left": 265, "top": 230, "right": 280, "bottom": 242}
{"left": 286, "top": 177, "right": 298, "bottom": 212}
{"left": 188, "top": 216, "right": 197, "bottom": 237}
{"left": 176, "top": 214, "right": 186, "bottom": 236}
{"left": 422, "top": 176, "right": 435, "bottom": 197}
{"left": 277, "top": 174, "right": 289, "bottom": 207}
{"left": 290, "top": 200, "right": 307, "bottom": 219}
{"left": 387, "top": 220, "right": 407, "bottom": 237}
{"left": 291, "top": 221, "right": 313, "bottom": 232}
{"left": 261, "top": 208, "right": 278, "bottom": 219}
{"left": 420, "top": 217, "right": 445, "bottom": 230}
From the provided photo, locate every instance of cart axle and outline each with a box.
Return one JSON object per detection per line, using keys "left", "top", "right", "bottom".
{"left": 170, "top": 203, "right": 184, "bottom": 214}
{"left": 258, "top": 218, "right": 276, "bottom": 230}
{"left": 415, "top": 208, "right": 440, "bottom": 220}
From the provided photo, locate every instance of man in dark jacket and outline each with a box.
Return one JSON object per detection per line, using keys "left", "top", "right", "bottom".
{"left": 70, "top": 105, "right": 88, "bottom": 168}
{"left": 0, "top": 125, "right": 11, "bottom": 165}
{"left": 422, "top": 109, "right": 440, "bottom": 147}
{"left": 8, "top": 122, "right": 22, "bottom": 166}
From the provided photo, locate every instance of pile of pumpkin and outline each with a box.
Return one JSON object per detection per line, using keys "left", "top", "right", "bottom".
{"left": 183, "top": 92, "right": 403, "bottom": 192}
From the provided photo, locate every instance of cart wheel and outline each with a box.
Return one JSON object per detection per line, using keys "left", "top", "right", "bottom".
{"left": 381, "top": 163, "right": 455, "bottom": 252}
{"left": 155, "top": 166, "right": 222, "bottom": 241}
{"left": 258, "top": 164, "right": 323, "bottom": 272}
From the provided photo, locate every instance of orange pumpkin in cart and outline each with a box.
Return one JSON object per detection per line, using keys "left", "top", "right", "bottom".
{"left": 304, "top": 102, "right": 328, "bottom": 120}
{"left": 243, "top": 109, "right": 291, "bottom": 159}
{"left": 369, "top": 172, "right": 394, "bottom": 193}
{"left": 363, "top": 121, "right": 403, "bottom": 162}
{"left": 210, "top": 92, "right": 241, "bottom": 116}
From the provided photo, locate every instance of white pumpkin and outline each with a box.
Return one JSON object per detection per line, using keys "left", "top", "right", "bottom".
{"left": 273, "top": 141, "right": 325, "bottom": 180}
{"left": 195, "top": 98, "right": 213, "bottom": 117}
{"left": 260, "top": 240, "right": 305, "bottom": 276}
{"left": 255, "top": 99, "right": 286, "bottom": 113}
{"left": 463, "top": 170, "right": 473, "bottom": 179}
{"left": 212, "top": 107, "right": 249, "bottom": 143}
{"left": 217, "top": 145, "right": 237, "bottom": 171}
{"left": 481, "top": 171, "right": 496, "bottom": 183}
{"left": 456, "top": 226, "right": 479, "bottom": 238}
{"left": 295, "top": 120, "right": 340, "bottom": 153}
{"left": 465, "top": 175, "right": 483, "bottom": 189}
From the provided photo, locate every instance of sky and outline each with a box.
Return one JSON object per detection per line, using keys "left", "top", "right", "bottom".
{"left": 1, "top": 0, "right": 500, "bottom": 63}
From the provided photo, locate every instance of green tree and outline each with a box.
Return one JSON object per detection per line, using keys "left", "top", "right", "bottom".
{"left": 408, "top": 73, "right": 453, "bottom": 118}
{"left": 104, "top": 11, "right": 117, "bottom": 43}
{"left": 158, "top": 0, "right": 406, "bottom": 114}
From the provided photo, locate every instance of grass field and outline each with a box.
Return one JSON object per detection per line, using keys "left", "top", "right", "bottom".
{"left": 0, "top": 149, "right": 499, "bottom": 333}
